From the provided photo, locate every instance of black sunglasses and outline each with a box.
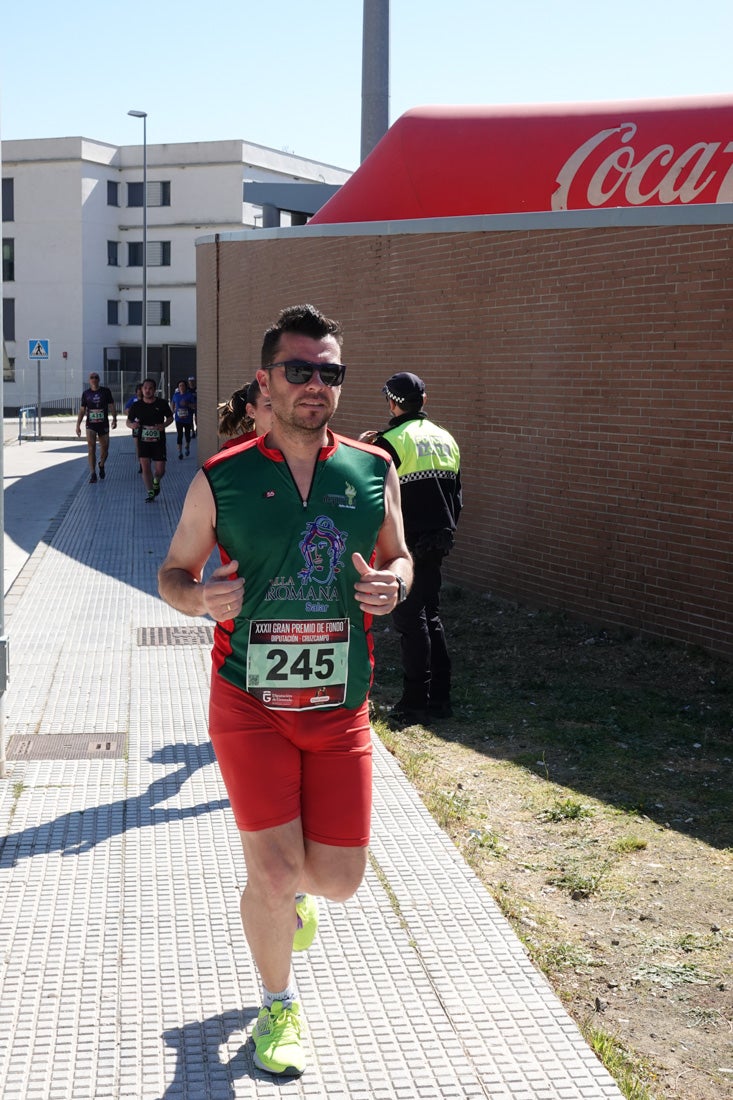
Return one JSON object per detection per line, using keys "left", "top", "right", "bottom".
{"left": 267, "top": 359, "right": 346, "bottom": 387}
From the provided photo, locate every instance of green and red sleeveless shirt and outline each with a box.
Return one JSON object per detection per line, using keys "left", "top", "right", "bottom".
{"left": 203, "top": 432, "right": 391, "bottom": 712}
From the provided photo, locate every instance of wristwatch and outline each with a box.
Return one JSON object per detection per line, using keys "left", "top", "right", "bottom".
{"left": 394, "top": 575, "right": 408, "bottom": 604}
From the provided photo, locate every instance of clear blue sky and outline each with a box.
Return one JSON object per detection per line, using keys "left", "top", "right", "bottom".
{"left": 2, "top": 0, "right": 732, "bottom": 171}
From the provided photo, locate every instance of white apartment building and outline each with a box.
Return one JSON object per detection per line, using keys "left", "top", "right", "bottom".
{"left": 1, "top": 136, "right": 350, "bottom": 410}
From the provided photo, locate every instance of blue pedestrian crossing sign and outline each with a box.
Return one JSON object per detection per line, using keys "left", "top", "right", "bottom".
{"left": 28, "top": 339, "right": 49, "bottom": 360}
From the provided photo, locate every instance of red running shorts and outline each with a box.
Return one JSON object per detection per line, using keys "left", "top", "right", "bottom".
{"left": 208, "top": 672, "right": 373, "bottom": 846}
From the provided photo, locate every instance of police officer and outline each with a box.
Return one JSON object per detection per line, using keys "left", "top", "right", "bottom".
{"left": 368, "top": 372, "right": 462, "bottom": 725}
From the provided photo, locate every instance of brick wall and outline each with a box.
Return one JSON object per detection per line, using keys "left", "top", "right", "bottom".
{"left": 196, "top": 221, "right": 733, "bottom": 655}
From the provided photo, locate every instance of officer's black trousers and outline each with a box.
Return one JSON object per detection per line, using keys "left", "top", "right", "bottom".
{"left": 391, "top": 549, "right": 451, "bottom": 710}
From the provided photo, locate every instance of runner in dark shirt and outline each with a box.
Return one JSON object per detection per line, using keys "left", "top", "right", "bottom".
{"left": 125, "top": 378, "right": 173, "bottom": 503}
{"left": 75, "top": 372, "right": 117, "bottom": 483}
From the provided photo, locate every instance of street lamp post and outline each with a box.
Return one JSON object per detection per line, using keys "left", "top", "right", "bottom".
{"left": 127, "top": 110, "right": 147, "bottom": 378}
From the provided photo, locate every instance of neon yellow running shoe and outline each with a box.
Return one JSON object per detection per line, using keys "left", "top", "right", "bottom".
{"left": 293, "top": 894, "right": 318, "bottom": 951}
{"left": 252, "top": 1001, "right": 305, "bottom": 1077}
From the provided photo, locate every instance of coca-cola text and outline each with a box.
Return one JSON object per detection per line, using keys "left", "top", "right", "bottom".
{"left": 552, "top": 122, "right": 733, "bottom": 210}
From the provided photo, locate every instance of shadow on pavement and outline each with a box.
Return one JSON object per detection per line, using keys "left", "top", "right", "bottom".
{"left": 3, "top": 448, "right": 87, "bottom": 554}
{"left": 0, "top": 742, "right": 228, "bottom": 869}
{"left": 161, "top": 1009, "right": 262, "bottom": 1098}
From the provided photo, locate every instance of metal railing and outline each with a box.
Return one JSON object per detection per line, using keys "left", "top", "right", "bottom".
{"left": 41, "top": 397, "right": 80, "bottom": 416}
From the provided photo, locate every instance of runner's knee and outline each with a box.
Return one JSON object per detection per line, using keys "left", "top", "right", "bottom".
{"left": 304, "top": 847, "right": 367, "bottom": 902}
{"left": 245, "top": 852, "right": 303, "bottom": 903}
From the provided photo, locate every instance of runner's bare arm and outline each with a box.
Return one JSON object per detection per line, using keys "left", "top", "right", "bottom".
{"left": 158, "top": 470, "right": 245, "bottom": 622}
{"left": 353, "top": 464, "right": 413, "bottom": 615}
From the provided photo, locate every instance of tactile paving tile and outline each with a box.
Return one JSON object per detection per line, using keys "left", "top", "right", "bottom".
{"left": 0, "top": 431, "right": 623, "bottom": 1099}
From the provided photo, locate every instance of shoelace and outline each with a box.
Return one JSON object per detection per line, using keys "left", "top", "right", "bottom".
{"left": 270, "top": 1005, "right": 301, "bottom": 1041}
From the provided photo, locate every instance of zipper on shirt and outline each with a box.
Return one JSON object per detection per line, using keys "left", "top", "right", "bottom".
{"left": 283, "top": 457, "right": 318, "bottom": 508}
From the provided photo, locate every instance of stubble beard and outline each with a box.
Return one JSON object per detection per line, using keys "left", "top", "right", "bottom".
{"left": 275, "top": 402, "right": 333, "bottom": 439}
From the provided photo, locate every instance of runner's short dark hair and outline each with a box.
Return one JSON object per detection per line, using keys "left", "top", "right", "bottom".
{"left": 261, "top": 304, "right": 343, "bottom": 367}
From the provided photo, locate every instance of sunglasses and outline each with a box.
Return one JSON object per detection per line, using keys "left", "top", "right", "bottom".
{"left": 267, "top": 359, "right": 346, "bottom": 387}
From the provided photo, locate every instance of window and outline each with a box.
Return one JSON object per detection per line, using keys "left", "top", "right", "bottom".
{"left": 3, "top": 239, "right": 14, "bottom": 281}
{"left": 128, "top": 300, "right": 170, "bottom": 326}
{"left": 3, "top": 297, "right": 15, "bottom": 341}
{"left": 127, "top": 180, "right": 170, "bottom": 207}
{"left": 127, "top": 182, "right": 144, "bottom": 207}
{"left": 149, "top": 300, "right": 171, "bottom": 326}
{"left": 107, "top": 180, "right": 119, "bottom": 207}
{"left": 148, "top": 241, "right": 171, "bottom": 266}
{"left": 127, "top": 241, "right": 171, "bottom": 267}
{"left": 148, "top": 181, "right": 170, "bottom": 207}
{"left": 107, "top": 300, "right": 120, "bottom": 325}
{"left": 107, "top": 240, "right": 119, "bottom": 266}
{"left": 2, "top": 178, "right": 14, "bottom": 222}
{"left": 4, "top": 355, "right": 15, "bottom": 383}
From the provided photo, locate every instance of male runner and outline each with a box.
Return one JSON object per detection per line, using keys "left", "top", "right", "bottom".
{"left": 75, "top": 372, "right": 117, "bottom": 482}
{"left": 158, "top": 304, "right": 412, "bottom": 1077}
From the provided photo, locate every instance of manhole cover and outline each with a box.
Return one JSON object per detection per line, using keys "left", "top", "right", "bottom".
{"left": 5, "top": 734, "right": 128, "bottom": 760}
{"left": 138, "top": 626, "right": 214, "bottom": 646}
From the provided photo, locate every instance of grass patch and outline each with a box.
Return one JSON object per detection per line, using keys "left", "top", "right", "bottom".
{"left": 466, "top": 826, "right": 504, "bottom": 854}
{"left": 5, "top": 779, "right": 26, "bottom": 829}
{"left": 547, "top": 861, "right": 610, "bottom": 900}
{"left": 370, "top": 586, "right": 733, "bottom": 1098}
{"left": 426, "top": 786, "right": 473, "bottom": 829}
{"left": 675, "top": 930, "right": 727, "bottom": 952}
{"left": 538, "top": 942, "right": 597, "bottom": 973}
{"left": 612, "top": 835, "right": 648, "bottom": 853}
{"left": 684, "top": 1005, "right": 728, "bottom": 1028}
{"left": 632, "top": 962, "right": 712, "bottom": 987}
{"left": 539, "top": 797, "right": 594, "bottom": 822}
{"left": 376, "top": 720, "right": 432, "bottom": 784}
{"left": 583, "top": 1027, "right": 657, "bottom": 1100}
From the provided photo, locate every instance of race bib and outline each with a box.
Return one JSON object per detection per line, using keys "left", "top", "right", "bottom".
{"left": 141, "top": 427, "right": 161, "bottom": 442}
{"left": 246, "top": 618, "right": 349, "bottom": 710}
{"left": 88, "top": 409, "right": 104, "bottom": 422}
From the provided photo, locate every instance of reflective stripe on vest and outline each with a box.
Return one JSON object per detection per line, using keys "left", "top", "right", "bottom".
{"left": 383, "top": 419, "right": 460, "bottom": 482}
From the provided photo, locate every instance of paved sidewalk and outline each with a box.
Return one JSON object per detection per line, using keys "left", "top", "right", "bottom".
{"left": 0, "top": 424, "right": 623, "bottom": 1099}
